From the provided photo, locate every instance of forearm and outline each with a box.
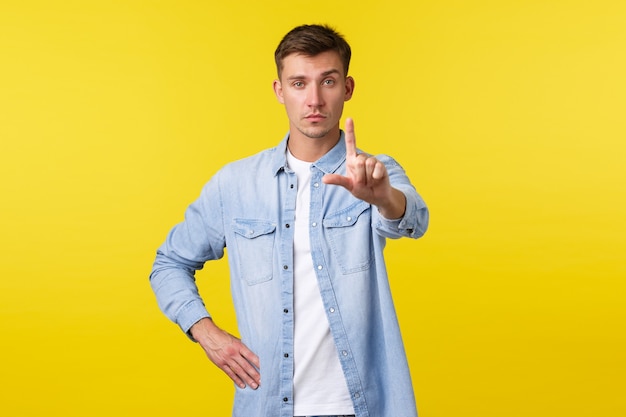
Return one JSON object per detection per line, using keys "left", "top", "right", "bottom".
{"left": 150, "top": 261, "right": 211, "bottom": 336}
{"left": 376, "top": 187, "right": 407, "bottom": 220}
{"left": 376, "top": 186, "right": 428, "bottom": 238}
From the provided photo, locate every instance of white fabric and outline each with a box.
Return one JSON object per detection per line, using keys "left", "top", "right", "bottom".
{"left": 287, "top": 149, "right": 354, "bottom": 416}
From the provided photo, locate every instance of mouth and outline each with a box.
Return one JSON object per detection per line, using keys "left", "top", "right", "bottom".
{"left": 305, "top": 114, "right": 327, "bottom": 122}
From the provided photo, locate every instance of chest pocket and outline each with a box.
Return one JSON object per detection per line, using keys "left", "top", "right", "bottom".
{"left": 232, "top": 219, "right": 276, "bottom": 285}
{"left": 323, "top": 200, "right": 374, "bottom": 274}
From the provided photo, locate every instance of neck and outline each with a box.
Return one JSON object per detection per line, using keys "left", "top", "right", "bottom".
{"left": 287, "top": 128, "right": 341, "bottom": 162}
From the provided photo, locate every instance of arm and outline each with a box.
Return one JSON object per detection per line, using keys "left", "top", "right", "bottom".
{"left": 323, "top": 118, "right": 428, "bottom": 237}
{"left": 149, "top": 177, "right": 260, "bottom": 389}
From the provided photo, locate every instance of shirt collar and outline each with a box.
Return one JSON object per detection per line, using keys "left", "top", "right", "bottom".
{"left": 270, "top": 131, "right": 347, "bottom": 177}
{"left": 270, "top": 133, "right": 290, "bottom": 176}
{"left": 313, "top": 130, "right": 347, "bottom": 174}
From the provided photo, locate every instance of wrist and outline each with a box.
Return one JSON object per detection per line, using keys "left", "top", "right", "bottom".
{"left": 189, "top": 317, "right": 217, "bottom": 343}
{"left": 377, "top": 188, "right": 406, "bottom": 220}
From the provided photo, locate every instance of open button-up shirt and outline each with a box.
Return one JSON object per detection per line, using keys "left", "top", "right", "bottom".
{"left": 150, "top": 131, "right": 429, "bottom": 417}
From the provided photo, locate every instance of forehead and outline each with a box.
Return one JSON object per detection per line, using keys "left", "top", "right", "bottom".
{"left": 280, "top": 50, "right": 344, "bottom": 80}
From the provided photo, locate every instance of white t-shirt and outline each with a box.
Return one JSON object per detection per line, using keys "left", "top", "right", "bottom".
{"left": 287, "top": 149, "right": 354, "bottom": 416}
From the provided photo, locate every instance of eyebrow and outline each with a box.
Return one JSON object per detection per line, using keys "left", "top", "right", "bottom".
{"left": 286, "top": 69, "right": 342, "bottom": 81}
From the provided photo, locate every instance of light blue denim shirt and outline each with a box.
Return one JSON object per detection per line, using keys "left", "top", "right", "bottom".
{"left": 150, "top": 131, "right": 429, "bottom": 417}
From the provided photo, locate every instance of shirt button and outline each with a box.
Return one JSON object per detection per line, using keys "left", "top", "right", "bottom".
{"left": 317, "top": 265, "right": 323, "bottom": 270}
{"left": 284, "top": 353, "right": 289, "bottom": 358}
{"left": 354, "top": 392, "right": 361, "bottom": 399}
{"left": 313, "top": 182, "right": 319, "bottom": 187}
{"left": 342, "top": 350, "right": 348, "bottom": 356}
{"left": 290, "top": 184, "right": 294, "bottom": 188}
{"left": 283, "top": 308, "right": 288, "bottom": 313}
{"left": 283, "top": 265, "right": 288, "bottom": 270}
{"left": 283, "top": 397, "right": 288, "bottom": 402}
{"left": 346, "top": 216, "right": 352, "bottom": 221}
{"left": 285, "top": 223, "right": 290, "bottom": 228}
{"left": 329, "top": 307, "right": 335, "bottom": 313}
{"left": 312, "top": 222, "right": 317, "bottom": 227}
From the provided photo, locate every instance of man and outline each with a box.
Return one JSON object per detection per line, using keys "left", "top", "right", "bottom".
{"left": 150, "top": 24, "right": 429, "bottom": 417}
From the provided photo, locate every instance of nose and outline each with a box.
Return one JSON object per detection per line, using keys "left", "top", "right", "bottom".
{"left": 306, "top": 85, "right": 324, "bottom": 107}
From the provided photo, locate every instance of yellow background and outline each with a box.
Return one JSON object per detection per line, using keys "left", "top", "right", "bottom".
{"left": 1, "top": 1, "right": 624, "bottom": 416}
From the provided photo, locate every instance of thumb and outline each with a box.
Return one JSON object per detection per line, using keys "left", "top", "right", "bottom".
{"left": 322, "top": 173, "right": 353, "bottom": 190}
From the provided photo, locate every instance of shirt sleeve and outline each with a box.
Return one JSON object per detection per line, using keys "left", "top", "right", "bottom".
{"left": 149, "top": 173, "right": 226, "bottom": 338}
{"left": 373, "top": 154, "right": 429, "bottom": 239}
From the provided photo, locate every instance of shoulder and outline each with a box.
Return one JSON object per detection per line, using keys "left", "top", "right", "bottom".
{"left": 225, "top": 145, "right": 279, "bottom": 170}
{"left": 213, "top": 144, "right": 283, "bottom": 183}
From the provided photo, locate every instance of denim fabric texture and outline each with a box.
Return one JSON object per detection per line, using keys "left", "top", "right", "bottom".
{"left": 150, "top": 131, "right": 429, "bottom": 417}
{"left": 296, "top": 415, "right": 356, "bottom": 417}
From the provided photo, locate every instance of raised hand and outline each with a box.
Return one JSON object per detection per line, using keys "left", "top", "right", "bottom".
{"left": 322, "top": 118, "right": 407, "bottom": 219}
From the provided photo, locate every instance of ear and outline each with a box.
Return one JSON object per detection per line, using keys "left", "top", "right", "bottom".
{"left": 273, "top": 79, "right": 285, "bottom": 104}
{"left": 344, "top": 76, "right": 355, "bottom": 101}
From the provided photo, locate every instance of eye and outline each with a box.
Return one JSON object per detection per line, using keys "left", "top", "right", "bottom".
{"left": 323, "top": 79, "right": 335, "bottom": 86}
{"left": 293, "top": 81, "right": 304, "bottom": 88}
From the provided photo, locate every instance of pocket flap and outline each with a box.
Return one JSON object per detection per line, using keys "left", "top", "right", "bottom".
{"left": 323, "top": 201, "right": 370, "bottom": 228}
{"left": 232, "top": 219, "right": 276, "bottom": 239}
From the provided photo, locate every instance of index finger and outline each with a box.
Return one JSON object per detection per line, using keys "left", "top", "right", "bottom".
{"left": 344, "top": 117, "right": 357, "bottom": 157}
{"left": 241, "top": 344, "right": 261, "bottom": 369}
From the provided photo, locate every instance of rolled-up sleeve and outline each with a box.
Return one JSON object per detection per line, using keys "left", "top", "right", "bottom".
{"left": 149, "top": 174, "right": 226, "bottom": 336}
{"left": 373, "top": 155, "right": 429, "bottom": 239}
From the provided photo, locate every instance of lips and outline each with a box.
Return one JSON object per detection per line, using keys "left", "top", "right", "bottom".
{"left": 305, "top": 114, "right": 327, "bottom": 122}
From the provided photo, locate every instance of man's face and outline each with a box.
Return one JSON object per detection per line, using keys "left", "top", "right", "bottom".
{"left": 273, "top": 51, "right": 354, "bottom": 142}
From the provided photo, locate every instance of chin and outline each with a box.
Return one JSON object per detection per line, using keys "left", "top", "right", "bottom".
{"left": 298, "top": 126, "right": 332, "bottom": 140}
{"left": 307, "top": 131, "right": 332, "bottom": 140}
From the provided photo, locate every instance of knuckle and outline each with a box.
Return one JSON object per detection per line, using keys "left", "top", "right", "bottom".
{"left": 223, "top": 345, "right": 238, "bottom": 356}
